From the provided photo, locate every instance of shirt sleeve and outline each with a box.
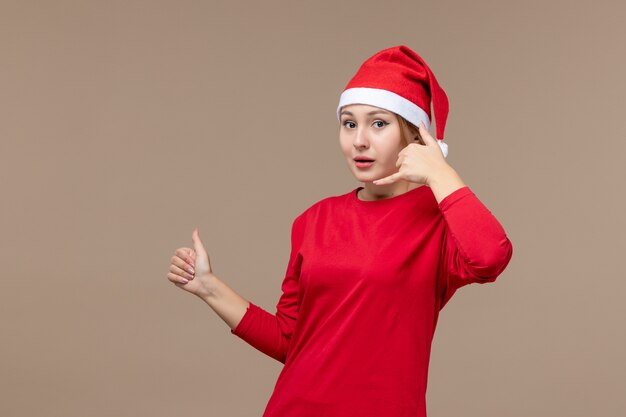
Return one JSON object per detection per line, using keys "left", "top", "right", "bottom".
{"left": 437, "top": 186, "right": 513, "bottom": 309}
{"left": 229, "top": 211, "right": 306, "bottom": 363}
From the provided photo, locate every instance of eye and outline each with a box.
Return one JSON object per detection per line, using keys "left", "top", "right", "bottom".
{"left": 373, "top": 120, "right": 389, "bottom": 128}
{"left": 343, "top": 120, "right": 356, "bottom": 129}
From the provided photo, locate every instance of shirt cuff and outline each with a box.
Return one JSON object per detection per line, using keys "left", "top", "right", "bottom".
{"left": 230, "top": 301, "right": 258, "bottom": 337}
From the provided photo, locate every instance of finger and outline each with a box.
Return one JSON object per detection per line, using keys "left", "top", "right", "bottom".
{"left": 167, "top": 272, "right": 189, "bottom": 285}
{"left": 169, "top": 264, "right": 194, "bottom": 280}
{"left": 418, "top": 122, "right": 437, "bottom": 146}
{"left": 373, "top": 172, "right": 402, "bottom": 185}
{"left": 175, "top": 248, "right": 195, "bottom": 267}
{"left": 171, "top": 254, "right": 195, "bottom": 275}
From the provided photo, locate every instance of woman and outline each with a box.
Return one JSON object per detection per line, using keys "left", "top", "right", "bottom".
{"left": 167, "top": 45, "right": 513, "bottom": 417}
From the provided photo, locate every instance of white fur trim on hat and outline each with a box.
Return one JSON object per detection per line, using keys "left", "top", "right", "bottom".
{"left": 337, "top": 87, "right": 448, "bottom": 158}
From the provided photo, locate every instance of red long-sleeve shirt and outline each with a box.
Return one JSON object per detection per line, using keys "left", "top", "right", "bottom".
{"left": 231, "top": 185, "right": 513, "bottom": 417}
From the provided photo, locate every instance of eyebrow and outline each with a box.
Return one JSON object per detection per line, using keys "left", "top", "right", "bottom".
{"left": 340, "top": 109, "right": 392, "bottom": 117}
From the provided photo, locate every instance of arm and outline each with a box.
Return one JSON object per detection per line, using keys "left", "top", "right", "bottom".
{"left": 369, "top": 121, "right": 512, "bottom": 305}
{"left": 170, "top": 230, "right": 252, "bottom": 332}
{"left": 430, "top": 169, "right": 513, "bottom": 307}
{"left": 430, "top": 165, "right": 513, "bottom": 279}
{"left": 199, "top": 277, "right": 250, "bottom": 331}
{"left": 223, "top": 213, "right": 306, "bottom": 363}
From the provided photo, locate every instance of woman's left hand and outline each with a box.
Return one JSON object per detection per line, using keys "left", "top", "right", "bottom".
{"left": 373, "top": 122, "right": 451, "bottom": 186}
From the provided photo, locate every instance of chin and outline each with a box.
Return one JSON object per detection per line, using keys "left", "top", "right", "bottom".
{"left": 347, "top": 163, "right": 387, "bottom": 183}
{"left": 352, "top": 172, "right": 378, "bottom": 183}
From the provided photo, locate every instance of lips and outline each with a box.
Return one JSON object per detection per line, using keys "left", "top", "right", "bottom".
{"left": 354, "top": 157, "right": 375, "bottom": 169}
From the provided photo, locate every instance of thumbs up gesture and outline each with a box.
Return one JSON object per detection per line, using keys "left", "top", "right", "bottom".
{"left": 167, "top": 228, "right": 217, "bottom": 299}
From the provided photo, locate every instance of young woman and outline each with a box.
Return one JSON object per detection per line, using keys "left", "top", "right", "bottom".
{"left": 167, "top": 45, "right": 513, "bottom": 417}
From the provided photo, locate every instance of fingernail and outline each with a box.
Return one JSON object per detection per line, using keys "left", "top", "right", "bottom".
{"left": 182, "top": 279, "right": 189, "bottom": 284}
{"left": 188, "top": 268, "right": 194, "bottom": 274}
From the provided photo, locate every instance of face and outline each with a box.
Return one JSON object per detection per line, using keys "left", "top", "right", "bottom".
{"left": 339, "top": 104, "right": 411, "bottom": 184}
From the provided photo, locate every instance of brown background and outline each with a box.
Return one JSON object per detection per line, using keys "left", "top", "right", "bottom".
{"left": 1, "top": 1, "right": 624, "bottom": 416}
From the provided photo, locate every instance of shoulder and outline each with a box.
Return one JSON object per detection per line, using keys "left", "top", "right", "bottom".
{"left": 291, "top": 188, "right": 354, "bottom": 227}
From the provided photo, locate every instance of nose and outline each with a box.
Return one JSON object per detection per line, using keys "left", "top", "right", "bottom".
{"left": 353, "top": 127, "right": 369, "bottom": 149}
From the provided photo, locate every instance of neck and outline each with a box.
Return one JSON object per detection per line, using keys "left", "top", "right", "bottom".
{"left": 358, "top": 180, "right": 421, "bottom": 201}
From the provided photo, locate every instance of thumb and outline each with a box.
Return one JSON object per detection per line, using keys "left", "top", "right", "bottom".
{"left": 191, "top": 228, "right": 211, "bottom": 273}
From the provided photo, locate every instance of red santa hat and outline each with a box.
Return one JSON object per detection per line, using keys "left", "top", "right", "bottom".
{"left": 336, "top": 45, "right": 450, "bottom": 158}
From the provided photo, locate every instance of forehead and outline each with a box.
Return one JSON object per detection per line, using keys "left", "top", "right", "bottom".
{"left": 340, "top": 104, "right": 394, "bottom": 116}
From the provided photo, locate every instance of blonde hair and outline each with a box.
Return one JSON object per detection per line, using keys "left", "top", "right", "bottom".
{"left": 396, "top": 114, "right": 422, "bottom": 147}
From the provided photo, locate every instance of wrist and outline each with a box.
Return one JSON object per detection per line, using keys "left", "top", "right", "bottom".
{"left": 197, "top": 273, "right": 220, "bottom": 302}
{"left": 427, "top": 165, "right": 467, "bottom": 204}
{"left": 427, "top": 164, "right": 459, "bottom": 186}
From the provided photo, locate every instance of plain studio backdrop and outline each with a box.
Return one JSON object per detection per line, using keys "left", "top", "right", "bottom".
{"left": 1, "top": 1, "right": 624, "bottom": 416}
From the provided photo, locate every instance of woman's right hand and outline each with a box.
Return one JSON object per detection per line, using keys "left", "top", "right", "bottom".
{"left": 167, "top": 228, "right": 217, "bottom": 299}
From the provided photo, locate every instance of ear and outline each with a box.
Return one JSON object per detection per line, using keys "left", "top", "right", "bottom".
{"left": 412, "top": 129, "right": 424, "bottom": 145}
